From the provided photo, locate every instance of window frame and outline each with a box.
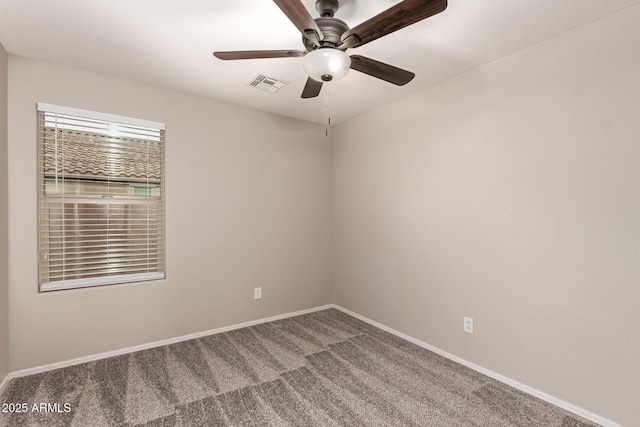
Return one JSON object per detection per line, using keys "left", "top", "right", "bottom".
{"left": 37, "top": 103, "right": 166, "bottom": 292}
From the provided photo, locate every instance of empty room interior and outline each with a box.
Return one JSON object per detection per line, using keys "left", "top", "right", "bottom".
{"left": 0, "top": 0, "right": 639, "bottom": 426}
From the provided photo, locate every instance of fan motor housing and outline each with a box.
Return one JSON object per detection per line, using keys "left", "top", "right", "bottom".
{"left": 303, "top": 17, "right": 350, "bottom": 51}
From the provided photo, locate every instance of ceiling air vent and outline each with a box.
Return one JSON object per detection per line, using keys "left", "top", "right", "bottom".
{"left": 248, "top": 74, "right": 289, "bottom": 93}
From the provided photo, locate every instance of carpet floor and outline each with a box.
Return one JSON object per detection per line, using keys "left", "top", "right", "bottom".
{"left": 0, "top": 308, "right": 600, "bottom": 426}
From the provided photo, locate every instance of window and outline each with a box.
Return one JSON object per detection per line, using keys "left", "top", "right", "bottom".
{"left": 37, "top": 103, "right": 165, "bottom": 291}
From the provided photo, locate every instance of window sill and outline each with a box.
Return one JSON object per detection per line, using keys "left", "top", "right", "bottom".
{"left": 40, "top": 272, "right": 165, "bottom": 292}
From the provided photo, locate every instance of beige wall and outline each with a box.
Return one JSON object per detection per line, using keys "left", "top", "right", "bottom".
{"left": 332, "top": 5, "right": 640, "bottom": 426}
{"left": 7, "top": 57, "right": 332, "bottom": 371}
{"left": 0, "top": 42, "right": 8, "bottom": 383}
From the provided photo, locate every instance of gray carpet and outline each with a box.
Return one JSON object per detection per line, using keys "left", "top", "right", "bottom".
{"left": 0, "top": 308, "right": 600, "bottom": 426}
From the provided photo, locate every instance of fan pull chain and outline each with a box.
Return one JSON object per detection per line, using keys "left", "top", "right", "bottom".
{"left": 325, "top": 84, "right": 331, "bottom": 137}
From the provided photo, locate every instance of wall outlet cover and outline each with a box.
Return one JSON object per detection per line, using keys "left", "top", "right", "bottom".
{"left": 464, "top": 316, "right": 474, "bottom": 334}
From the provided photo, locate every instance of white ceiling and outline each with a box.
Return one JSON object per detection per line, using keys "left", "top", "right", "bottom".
{"left": 1, "top": 0, "right": 639, "bottom": 125}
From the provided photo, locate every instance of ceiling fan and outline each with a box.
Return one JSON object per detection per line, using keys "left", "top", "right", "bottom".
{"left": 213, "top": 0, "right": 447, "bottom": 98}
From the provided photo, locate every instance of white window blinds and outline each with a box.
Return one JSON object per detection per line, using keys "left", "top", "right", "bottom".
{"left": 37, "top": 103, "right": 166, "bottom": 291}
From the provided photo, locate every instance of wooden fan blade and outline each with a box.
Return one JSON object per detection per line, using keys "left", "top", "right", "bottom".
{"left": 301, "top": 77, "right": 323, "bottom": 98}
{"left": 273, "top": 0, "right": 323, "bottom": 45}
{"left": 213, "top": 50, "right": 305, "bottom": 60}
{"left": 349, "top": 55, "right": 415, "bottom": 86}
{"left": 340, "top": 0, "right": 447, "bottom": 48}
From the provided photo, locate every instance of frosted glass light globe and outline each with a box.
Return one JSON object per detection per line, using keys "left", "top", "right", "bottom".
{"left": 302, "top": 48, "right": 351, "bottom": 82}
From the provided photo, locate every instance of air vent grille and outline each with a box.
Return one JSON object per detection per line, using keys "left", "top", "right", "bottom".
{"left": 248, "top": 74, "right": 289, "bottom": 93}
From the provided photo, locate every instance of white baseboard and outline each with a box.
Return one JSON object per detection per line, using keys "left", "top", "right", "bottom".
{"left": 8, "top": 304, "right": 333, "bottom": 380}
{"left": 331, "top": 304, "right": 619, "bottom": 427}
{"left": 0, "top": 373, "right": 10, "bottom": 397}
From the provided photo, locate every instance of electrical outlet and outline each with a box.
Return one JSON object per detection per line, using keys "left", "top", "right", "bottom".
{"left": 254, "top": 287, "right": 262, "bottom": 300}
{"left": 464, "top": 316, "right": 474, "bottom": 334}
